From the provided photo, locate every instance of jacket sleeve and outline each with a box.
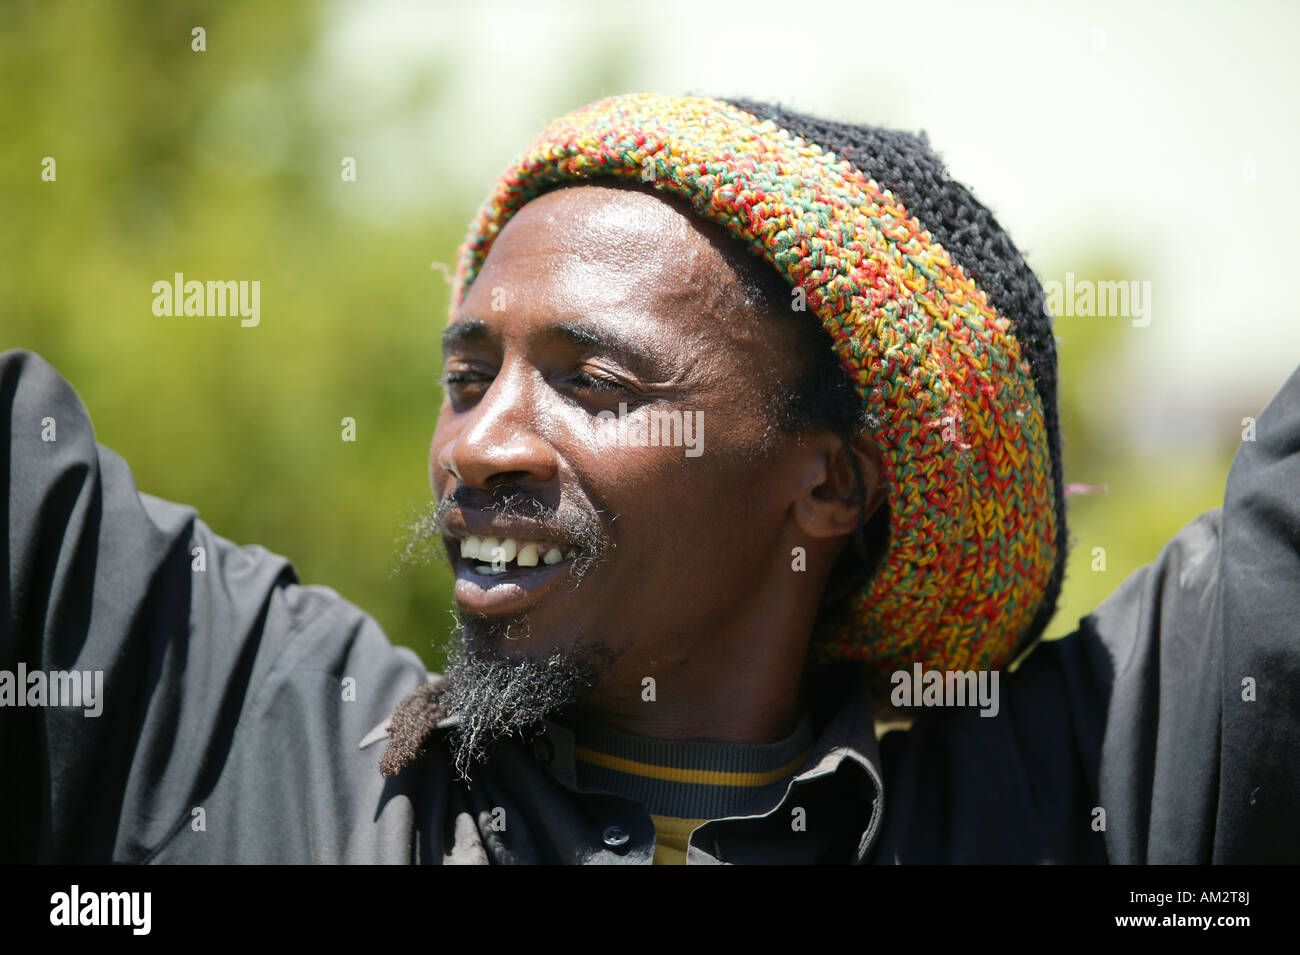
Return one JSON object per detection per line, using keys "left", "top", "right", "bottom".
{"left": 0, "top": 349, "right": 425, "bottom": 862}
{"left": 874, "top": 362, "right": 1300, "bottom": 863}
{"left": 1063, "top": 361, "right": 1300, "bottom": 863}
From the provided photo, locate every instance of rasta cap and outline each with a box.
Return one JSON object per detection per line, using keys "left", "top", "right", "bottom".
{"left": 449, "top": 93, "right": 1066, "bottom": 689}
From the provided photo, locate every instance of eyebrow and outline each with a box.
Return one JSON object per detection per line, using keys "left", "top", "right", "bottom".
{"left": 442, "top": 317, "right": 667, "bottom": 379}
{"left": 543, "top": 322, "right": 665, "bottom": 377}
{"left": 441, "top": 318, "right": 491, "bottom": 353}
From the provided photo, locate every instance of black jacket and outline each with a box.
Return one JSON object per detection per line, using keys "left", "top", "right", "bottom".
{"left": 2, "top": 348, "right": 1298, "bottom": 863}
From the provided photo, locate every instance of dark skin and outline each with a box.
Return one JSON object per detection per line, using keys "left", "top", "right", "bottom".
{"left": 431, "top": 180, "right": 887, "bottom": 743}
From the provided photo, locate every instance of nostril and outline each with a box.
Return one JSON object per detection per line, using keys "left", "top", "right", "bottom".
{"left": 488, "top": 472, "right": 534, "bottom": 492}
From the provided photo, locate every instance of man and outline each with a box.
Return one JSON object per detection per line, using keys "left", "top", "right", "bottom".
{"left": 3, "top": 93, "right": 1298, "bottom": 864}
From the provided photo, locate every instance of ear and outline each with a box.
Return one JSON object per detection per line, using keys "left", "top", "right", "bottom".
{"left": 792, "top": 428, "right": 887, "bottom": 540}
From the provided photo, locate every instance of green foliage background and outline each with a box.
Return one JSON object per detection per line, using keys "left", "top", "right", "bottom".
{"left": 1, "top": 0, "right": 1246, "bottom": 671}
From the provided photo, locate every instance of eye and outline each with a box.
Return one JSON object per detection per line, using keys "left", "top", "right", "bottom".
{"left": 439, "top": 369, "right": 492, "bottom": 387}
{"left": 569, "top": 369, "right": 627, "bottom": 393}
{"left": 438, "top": 368, "right": 494, "bottom": 408}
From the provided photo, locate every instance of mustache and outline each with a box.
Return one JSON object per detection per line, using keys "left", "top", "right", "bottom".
{"left": 391, "top": 487, "right": 615, "bottom": 577}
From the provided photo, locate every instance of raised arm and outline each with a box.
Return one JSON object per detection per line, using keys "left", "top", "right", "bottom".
{"left": 1, "top": 349, "right": 424, "bottom": 862}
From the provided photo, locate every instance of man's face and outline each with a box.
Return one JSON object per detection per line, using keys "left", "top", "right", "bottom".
{"left": 429, "top": 181, "right": 821, "bottom": 713}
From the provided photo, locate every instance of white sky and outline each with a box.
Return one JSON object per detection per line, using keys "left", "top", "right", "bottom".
{"left": 317, "top": 0, "right": 1300, "bottom": 445}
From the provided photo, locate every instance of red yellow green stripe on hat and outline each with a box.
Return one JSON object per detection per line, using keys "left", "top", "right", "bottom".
{"left": 450, "top": 92, "right": 1058, "bottom": 687}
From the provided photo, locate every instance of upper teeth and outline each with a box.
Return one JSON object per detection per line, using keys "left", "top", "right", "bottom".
{"left": 459, "top": 536, "right": 576, "bottom": 568}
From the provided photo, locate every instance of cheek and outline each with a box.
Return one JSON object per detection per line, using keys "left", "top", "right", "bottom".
{"left": 572, "top": 399, "right": 786, "bottom": 535}
{"left": 584, "top": 438, "right": 786, "bottom": 587}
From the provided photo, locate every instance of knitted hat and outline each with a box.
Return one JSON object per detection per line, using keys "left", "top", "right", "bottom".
{"left": 449, "top": 93, "right": 1066, "bottom": 687}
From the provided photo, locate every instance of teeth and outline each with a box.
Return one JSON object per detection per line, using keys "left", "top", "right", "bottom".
{"left": 462, "top": 535, "right": 572, "bottom": 570}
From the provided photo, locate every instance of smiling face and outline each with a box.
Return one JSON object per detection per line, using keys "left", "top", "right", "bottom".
{"left": 429, "top": 180, "right": 880, "bottom": 741}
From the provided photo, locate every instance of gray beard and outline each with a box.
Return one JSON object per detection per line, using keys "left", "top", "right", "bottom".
{"left": 436, "top": 616, "right": 616, "bottom": 781}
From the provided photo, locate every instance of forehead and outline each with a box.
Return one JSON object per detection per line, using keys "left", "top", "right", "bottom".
{"left": 457, "top": 182, "right": 765, "bottom": 347}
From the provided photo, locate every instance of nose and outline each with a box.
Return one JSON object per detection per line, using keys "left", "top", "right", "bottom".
{"left": 436, "top": 364, "right": 558, "bottom": 492}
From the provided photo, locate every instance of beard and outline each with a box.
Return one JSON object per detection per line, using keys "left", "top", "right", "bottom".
{"left": 433, "top": 613, "right": 618, "bottom": 781}
{"left": 384, "top": 486, "right": 619, "bottom": 781}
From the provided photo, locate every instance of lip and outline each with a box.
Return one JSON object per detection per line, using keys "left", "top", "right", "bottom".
{"left": 440, "top": 512, "right": 570, "bottom": 548}
{"left": 451, "top": 552, "right": 576, "bottom": 616}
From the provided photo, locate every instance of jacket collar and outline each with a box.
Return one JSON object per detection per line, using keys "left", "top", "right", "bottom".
{"left": 535, "top": 681, "right": 885, "bottom": 862}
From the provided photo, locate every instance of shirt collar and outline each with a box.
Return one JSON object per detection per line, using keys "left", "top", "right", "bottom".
{"left": 556, "top": 709, "right": 818, "bottom": 820}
